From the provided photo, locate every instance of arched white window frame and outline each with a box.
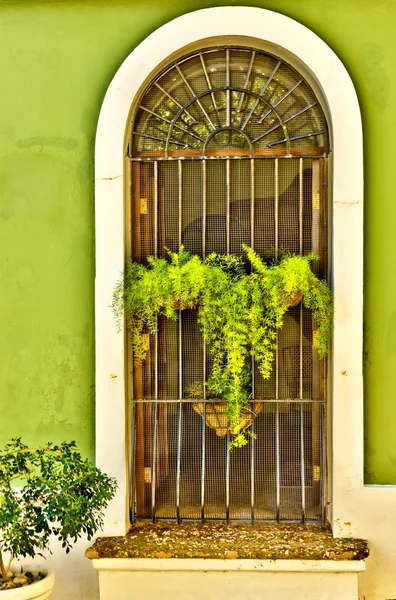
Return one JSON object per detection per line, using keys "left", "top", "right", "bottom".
{"left": 95, "top": 6, "right": 363, "bottom": 537}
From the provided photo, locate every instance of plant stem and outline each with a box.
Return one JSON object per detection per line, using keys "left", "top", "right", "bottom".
{"left": 0, "top": 545, "right": 7, "bottom": 580}
{"left": 6, "top": 554, "right": 13, "bottom": 572}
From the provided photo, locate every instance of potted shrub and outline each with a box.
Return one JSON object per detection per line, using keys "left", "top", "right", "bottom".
{"left": 113, "top": 245, "right": 333, "bottom": 449}
{"left": 0, "top": 438, "right": 117, "bottom": 598}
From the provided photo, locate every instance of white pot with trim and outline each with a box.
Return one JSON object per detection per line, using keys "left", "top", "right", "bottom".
{"left": 0, "top": 565, "right": 55, "bottom": 600}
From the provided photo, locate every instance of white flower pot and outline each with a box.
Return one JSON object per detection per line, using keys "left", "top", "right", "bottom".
{"left": 1, "top": 565, "right": 55, "bottom": 600}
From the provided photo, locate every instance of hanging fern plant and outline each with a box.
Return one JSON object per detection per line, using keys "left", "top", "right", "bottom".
{"left": 113, "top": 246, "right": 334, "bottom": 449}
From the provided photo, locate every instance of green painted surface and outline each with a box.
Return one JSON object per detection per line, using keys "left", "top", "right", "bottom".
{"left": 0, "top": 0, "right": 394, "bottom": 479}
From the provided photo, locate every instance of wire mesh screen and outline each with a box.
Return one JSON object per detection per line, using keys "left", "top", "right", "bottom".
{"left": 131, "top": 155, "right": 327, "bottom": 523}
{"left": 130, "top": 45, "right": 329, "bottom": 524}
{"left": 133, "top": 401, "right": 324, "bottom": 522}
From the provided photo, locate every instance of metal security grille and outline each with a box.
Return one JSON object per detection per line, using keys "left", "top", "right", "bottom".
{"left": 129, "top": 46, "right": 329, "bottom": 524}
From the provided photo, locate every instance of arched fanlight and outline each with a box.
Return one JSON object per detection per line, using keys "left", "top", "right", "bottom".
{"left": 132, "top": 47, "right": 328, "bottom": 157}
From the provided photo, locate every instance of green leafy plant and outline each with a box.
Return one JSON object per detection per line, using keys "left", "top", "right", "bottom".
{"left": 113, "top": 246, "right": 333, "bottom": 449}
{"left": 0, "top": 438, "right": 117, "bottom": 589}
{"left": 113, "top": 247, "right": 206, "bottom": 362}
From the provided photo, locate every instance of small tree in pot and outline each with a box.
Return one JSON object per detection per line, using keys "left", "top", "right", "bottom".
{"left": 0, "top": 438, "right": 117, "bottom": 596}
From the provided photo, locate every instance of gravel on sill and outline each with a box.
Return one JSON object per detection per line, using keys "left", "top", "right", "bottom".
{"left": 86, "top": 522, "right": 369, "bottom": 561}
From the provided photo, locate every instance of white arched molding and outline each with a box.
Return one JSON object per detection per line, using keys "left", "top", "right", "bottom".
{"left": 95, "top": 6, "right": 363, "bottom": 536}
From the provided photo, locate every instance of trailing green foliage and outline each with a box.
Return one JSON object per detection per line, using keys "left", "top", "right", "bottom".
{"left": 0, "top": 439, "right": 117, "bottom": 581}
{"left": 113, "top": 248, "right": 206, "bottom": 362}
{"left": 113, "top": 246, "right": 333, "bottom": 449}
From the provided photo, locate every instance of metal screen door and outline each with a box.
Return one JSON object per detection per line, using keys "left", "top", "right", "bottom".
{"left": 128, "top": 47, "right": 329, "bottom": 523}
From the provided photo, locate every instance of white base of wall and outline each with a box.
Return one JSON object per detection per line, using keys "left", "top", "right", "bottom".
{"left": 92, "top": 558, "right": 365, "bottom": 600}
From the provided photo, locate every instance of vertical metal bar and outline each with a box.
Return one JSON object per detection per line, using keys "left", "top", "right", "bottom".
{"left": 299, "top": 158, "right": 303, "bottom": 255}
{"left": 154, "top": 334, "right": 159, "bottom": 399}
{"left": 250, "top": 158, "right": 255, "bottom": 248}
{"left": 250, "top": 157, "right": 255, "bottom": 525}
{"left": 274, "top": 158, "right": 279, "bottom": 260}
{"left": 154, "top": 161, "right": 158, "bottom": 256}
{"left": 226, "top": 159, "right": 230, "bottom": 254}
{"left": 323, "top": 156, "right": 329, "bottom": 386}
{"left": 154, "top": 161, "right": 159, "bottom": 407}
{"left": 250, "top": 412, "right": 255, "bottom": 524}
{"left": 298, "top": 157, "right": 306, "bottom": 523}
{"left": 275, "top": 156, "right": 279, "bottom": 406}
{"left": 321, "top": 403, "right": 327, "bottom": 524}
{"left": 275, "top": 403, "right": 280, "bottom": 522}
{"left": 202, "top": 160, "right": 206, "bottom": 258}
{"left": 300, "top": 403, "right": 306, "bottom": 524}
{"left": 274, "top": 159, "right": 280, "bottom": 521}
{"left": 323, "top": 156, "right": 328, "bottom": 423}
{"left": 312, "top": 159, "right": 320, "bottom": 265}
{"left": 226, "top": 426, "right": 230, "bottom": 523}
{"left": 323, "top": 154, "right": 328, "bottom": 247}
{"left": 176, "top": 158, "right": 183, "bottom": 523}
{"left": 178, "top": 159, "right": 183, "bottom": 247}
{"left": 176, "top": 401, "right": 183, "bottom": 524}
{"left": 201, "top": 400, "right": 206, "bottom": 522}
{"left": 178, "top": 160, "right": 183, "bottom": 405}
{"left": 299, "top": 314, "right": 303, "bottom": 400}
{"left": 226, "top": 48, "right": 230, "bottom": 127}
{"left": 151, "top": 402, "right": 158, "bottom": 522}
{"left": 201, "top": 159, "right": 206, "bottom": 522}
{"left": 299, "top": 157, "right": 304, "bottom": 398}
{"left": 129, "top": 401, "right": 137, "bottom": 523}
{"left": 311, "top": 159, "right": 322, "bottom": 518}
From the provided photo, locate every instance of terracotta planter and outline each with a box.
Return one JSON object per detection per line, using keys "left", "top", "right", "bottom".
{"left": 192, "top": 402, "right": 263, "bottom": 437}
{"left": 1, "top": 565, "right": 55, "bottom": 600}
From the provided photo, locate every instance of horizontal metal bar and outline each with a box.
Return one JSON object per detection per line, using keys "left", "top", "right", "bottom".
{"left": 130, "top": 153, "right": 328, "bottom": 162}
{"left": 131, "top": 398, "right": 326, "bottom": 404}
{"left": 136, "top": 516, "right": 323, "bottom": 524}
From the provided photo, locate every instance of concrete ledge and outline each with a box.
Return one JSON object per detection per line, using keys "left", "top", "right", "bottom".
{"left": 92, "top": 558, "right": 365, "bottom": 600}
{"left": 92, "top": 557, "right": 366, "bottom": 572}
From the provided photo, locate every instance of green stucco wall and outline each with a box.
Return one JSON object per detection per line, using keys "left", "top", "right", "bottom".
{"left": 0, "top": 0, "right": 394, "bottom": 482}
